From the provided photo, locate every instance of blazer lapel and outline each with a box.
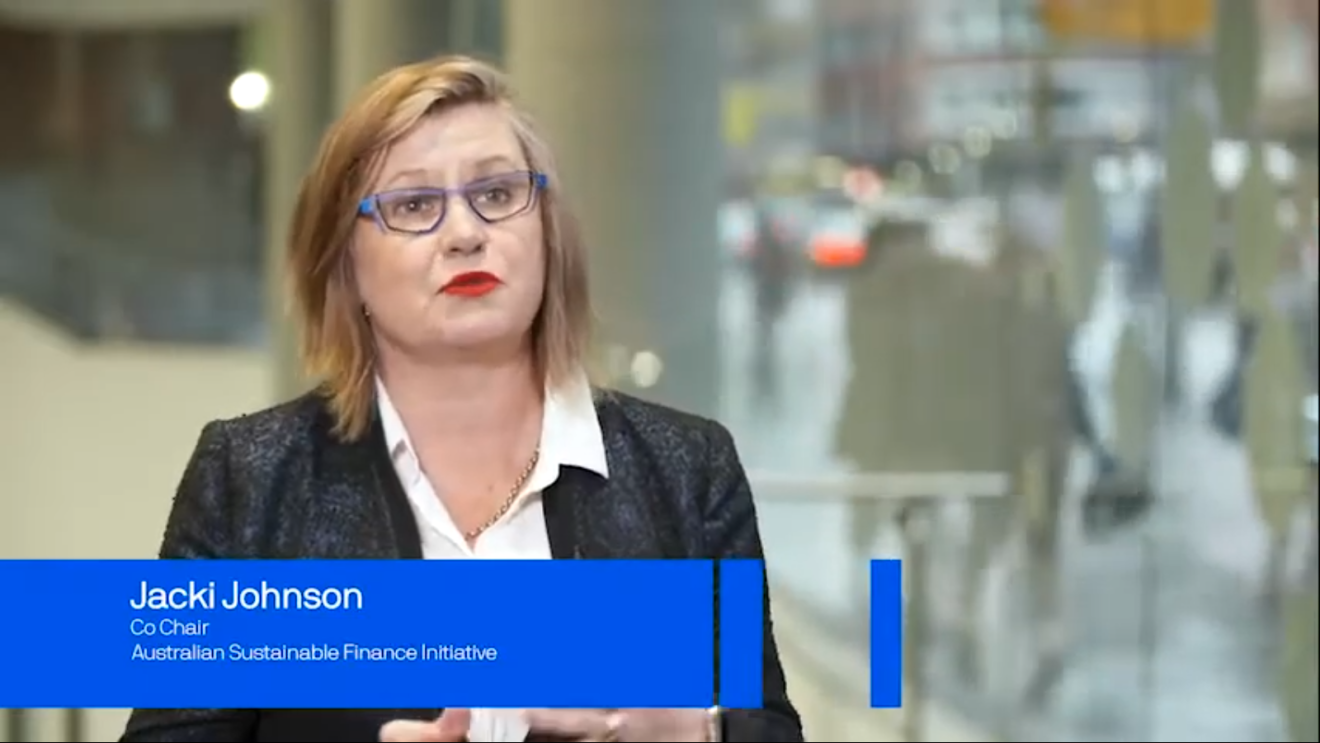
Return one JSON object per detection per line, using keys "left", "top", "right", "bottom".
{"left": 542, "top": 466, "right": 595, "bottom": 559}
{"left": 541, "top": 395, "right": 690, "bottom": 561}
{"left": 544, "top": 455, "right": 686, "bottom": 560}
{"left": 545, "top": 464, "right": 669, "bottom": 560}
{"left": 305, "top": 406, "right": 422, "bottom": 559}
{"left": 364, "top": 413, "right": 424, "bottom": 559}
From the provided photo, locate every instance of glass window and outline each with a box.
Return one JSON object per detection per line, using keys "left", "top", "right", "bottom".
{"left": 719, "top": 1, "right": 1318, "bottom": 740}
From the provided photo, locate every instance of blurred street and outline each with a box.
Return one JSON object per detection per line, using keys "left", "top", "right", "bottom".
{"left": 717, "top": 268, "right": 1296, "bottom": 742}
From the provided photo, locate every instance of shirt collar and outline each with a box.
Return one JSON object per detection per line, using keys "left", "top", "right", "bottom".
{"left": 374, "top": 371, "right": 609, "bottom": 484}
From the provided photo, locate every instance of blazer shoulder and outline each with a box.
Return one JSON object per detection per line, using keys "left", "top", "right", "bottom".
{"left": 163, "top": 392, "right": 333, "bottom": 559}
{"left": 592, "top": 388, "right": 737, "bottom": 457}
{"left": 201, "top": 390, "right": 330, "bottom": 456}
{"left": 180, "top": 391, "right": 333, "bottom": 497}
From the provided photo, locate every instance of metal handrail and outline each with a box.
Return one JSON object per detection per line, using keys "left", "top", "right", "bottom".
{"left": 748, "top": 470, "right": 1010, "bottom": 499}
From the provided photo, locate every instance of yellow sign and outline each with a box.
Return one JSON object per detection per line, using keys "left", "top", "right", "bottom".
{"left": 723, "top": 84, "right": 760, "bottom": 148}
{"left": 1041, "top": 0, "right": 1213, "bottom": 45}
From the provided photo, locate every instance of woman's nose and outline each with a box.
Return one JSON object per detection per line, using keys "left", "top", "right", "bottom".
{"left": 440, "top": 202, "right": 487, "bottom": 255}
{"left": 444, "top": 234, "right": 485, "bottom": 256}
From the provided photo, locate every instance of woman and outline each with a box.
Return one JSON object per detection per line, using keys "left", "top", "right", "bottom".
{"left": 119, "top": 55, "right": 802, "bottom": 743}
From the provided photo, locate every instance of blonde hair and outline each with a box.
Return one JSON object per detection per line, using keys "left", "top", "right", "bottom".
{"left": 286, "top": 54, "right": 593, "bottom": 441}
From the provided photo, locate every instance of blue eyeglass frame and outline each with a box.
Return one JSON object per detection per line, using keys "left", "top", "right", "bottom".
{"left": 357, "top": 170, "right": 550, "bottom": 234}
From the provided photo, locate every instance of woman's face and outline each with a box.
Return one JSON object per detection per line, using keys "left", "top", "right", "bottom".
{"left": 352, "top": 103, "right": 547, "bottom": 360}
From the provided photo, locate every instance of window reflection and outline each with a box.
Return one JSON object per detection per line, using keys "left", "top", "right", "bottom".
{"left": 725, "top": 1, "right": 1317, "bottom": 740}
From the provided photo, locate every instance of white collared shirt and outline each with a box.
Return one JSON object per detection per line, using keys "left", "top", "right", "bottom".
{"left": 375, "top": 373, "right": 609, "bottom": 742}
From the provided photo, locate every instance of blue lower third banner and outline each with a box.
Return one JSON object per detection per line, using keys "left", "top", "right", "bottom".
{"left": 0, "top": 559, "right": 766, "bottom": 709}
{"left": 870, "top": 559, "right": 903, "bottom": 709}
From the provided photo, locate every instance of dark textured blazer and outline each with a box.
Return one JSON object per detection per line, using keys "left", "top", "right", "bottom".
{"left": 120, "top": 389, "right": 804, "bottom": 743}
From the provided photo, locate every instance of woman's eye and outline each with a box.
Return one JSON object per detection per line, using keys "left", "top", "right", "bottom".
{"left": 392, "top": 196, "right": 438, "bottom": 214}
{"left": 476, "top": 187, "right": 511, "bottom": 204}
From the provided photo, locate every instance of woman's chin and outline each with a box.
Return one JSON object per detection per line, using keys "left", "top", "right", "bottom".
{"left": 428, "top": 323, "right": 529, "bottom": 356}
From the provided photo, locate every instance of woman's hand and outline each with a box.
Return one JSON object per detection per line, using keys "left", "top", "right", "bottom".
{"left": 522, "top": 708, "right": 711, "bottom": 742}
{"left": 379, "top": 708, "right": 470, "bottom": 742}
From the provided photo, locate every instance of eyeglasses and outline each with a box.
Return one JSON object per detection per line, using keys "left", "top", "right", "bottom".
{"left": 358, "top": 170, "right": 549, "bottom": 235}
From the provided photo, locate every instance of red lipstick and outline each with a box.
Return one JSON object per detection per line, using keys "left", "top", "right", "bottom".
{"left": 441, "top": 271, "right": 502, "bottom": 297}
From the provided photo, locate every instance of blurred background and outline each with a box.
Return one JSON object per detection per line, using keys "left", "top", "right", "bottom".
{"left": 0, "top": 0, "right": 1316, "bottom": 740}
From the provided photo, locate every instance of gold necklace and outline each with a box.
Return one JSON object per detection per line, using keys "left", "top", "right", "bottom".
{"left": 463, "top": 447, "right": 541, "bottom": 541}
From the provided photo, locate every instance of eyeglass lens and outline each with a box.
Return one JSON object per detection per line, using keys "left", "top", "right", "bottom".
{"left": 375, "top": 171, "right": 537, "bottom": 233}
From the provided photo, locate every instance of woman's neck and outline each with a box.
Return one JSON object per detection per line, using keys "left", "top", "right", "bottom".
{"left": 375, "top": 347, "right": 542, "bottom": 447}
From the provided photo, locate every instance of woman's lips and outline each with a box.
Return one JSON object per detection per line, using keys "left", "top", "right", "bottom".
{"left": 441, "top": 271, "right": 501, "bottom": 297}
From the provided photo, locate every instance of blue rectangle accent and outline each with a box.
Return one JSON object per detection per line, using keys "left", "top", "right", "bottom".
{"left": 0, "top": 559, "right": 722, "bottom": 709}
{"left": 717, "top": 559, "right": 764, "bottom": 708}
{"left": 870, "top": 559, "right": 903, "bottom": 708}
